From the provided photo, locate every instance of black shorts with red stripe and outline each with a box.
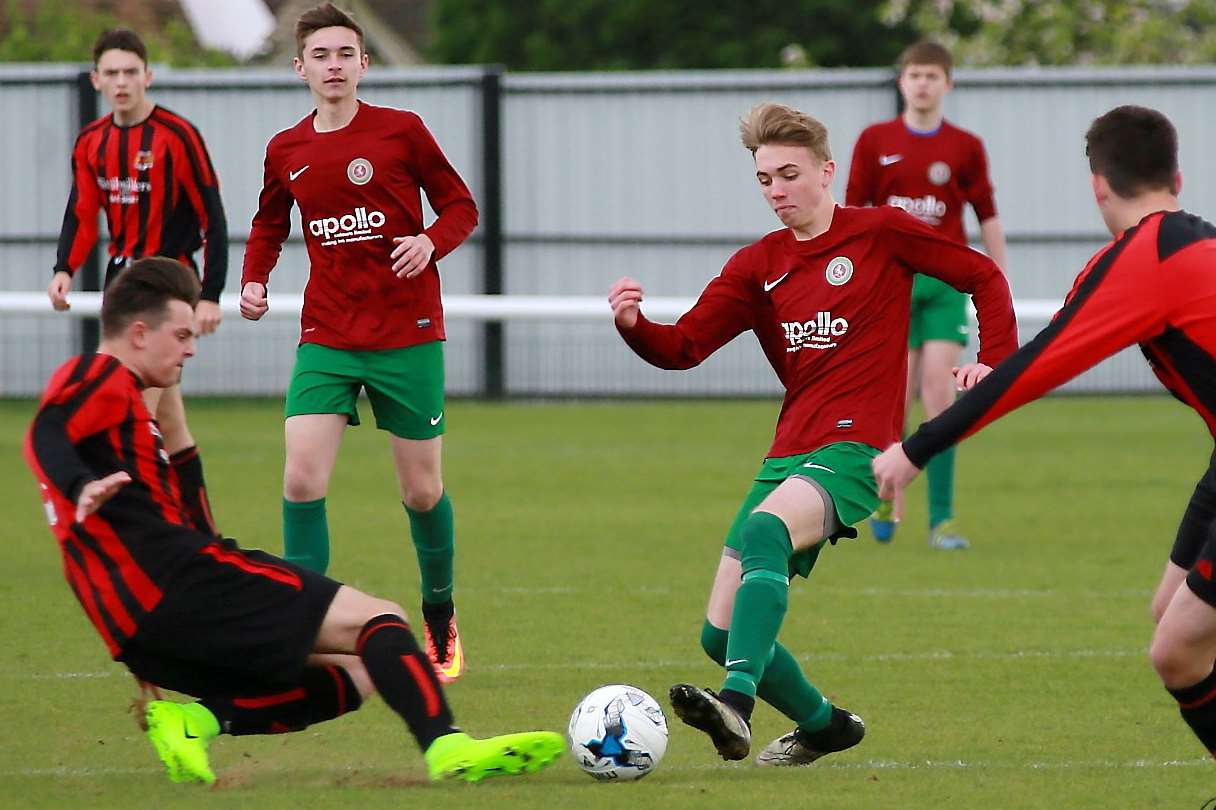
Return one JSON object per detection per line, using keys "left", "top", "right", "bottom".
{"left": 117, "top": 537, "right": 340, "bottom": 698}
{"left": 1173, "top": 453, "right": 1216, "bottom": 606}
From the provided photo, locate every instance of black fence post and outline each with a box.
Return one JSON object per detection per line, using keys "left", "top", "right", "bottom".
{"left": 480, "top": 65, "right": 505, "bottom": 399}
{"left": 75, "top": 70, "right": 101, "bottom": 354}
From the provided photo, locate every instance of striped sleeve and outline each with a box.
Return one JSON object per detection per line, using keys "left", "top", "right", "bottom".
{"left": 54, "top": 129, "right": 104, "bottom": 275}
{"left": 29, "top": 358, "right": 130, "bottom": 501}
{"left": 163, "top": 111, "right": 229, "bottom": 301}
{"left": 902, "top": 226, "right": 1166, "bottom": 467}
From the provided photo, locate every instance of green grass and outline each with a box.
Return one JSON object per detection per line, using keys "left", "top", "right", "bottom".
{"left": 1, "top": 396, "right": 1212, "bottom": 808}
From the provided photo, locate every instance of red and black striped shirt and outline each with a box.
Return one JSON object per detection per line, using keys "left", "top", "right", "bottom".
{"left": 904, "top": 209, "right": 1216, "bottom": 465}
{"left": 23, "top": 354, "right": 208, "bottom": 656}
{"left": 54, "top": 106, "right": 228, "bottom": 301}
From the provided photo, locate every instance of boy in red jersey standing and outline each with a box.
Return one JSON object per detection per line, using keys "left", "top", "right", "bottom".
{"left": 874, "top": 105, "right": 1216, "bottom": 762}
{"left": 847, "top": 41, "right": 1009, "bottom": 550}
{"left": 49, "top": 28, "right": 227, "bottom": 538}
{"left": 609, "top": 103, "right": 1016, "bottom": 764}
{"left": 240, "top": 3, "right": 476, "bottom": 683}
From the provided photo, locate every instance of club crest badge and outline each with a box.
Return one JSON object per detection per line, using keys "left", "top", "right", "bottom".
{"left": 826, "top": 256, "right": 854, "bottom": 286}
{"left": 928, "top": 161, "right": 951, "bottom": 185}
{"left": 347, "top": 157, "right": 374, "bottom": 185}
{"left": 134, "top": 150, "right": 155, "bottom": 171}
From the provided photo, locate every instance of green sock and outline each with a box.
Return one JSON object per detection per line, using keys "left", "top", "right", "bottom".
{"left": 702, "top": 621, "right": 832, "bottom": 731}
{"left": 282, "top": 497, "right": 329, "bottom": 574}
{"left": 722, "top": 512, "right": 792, "bottom": 698}
{"left": 405, "top": 491, "right": 455, "bottom": 605}
{"left": 926, "top": 445, "right": 956, "bottom": 528}
{"left": 181, "top": 702, "right": 221, "bottom": 740}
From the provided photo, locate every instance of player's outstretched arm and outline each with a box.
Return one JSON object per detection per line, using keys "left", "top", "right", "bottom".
{"left": 239, "top": 282, "right": 269, "bottom": 321}
{"left": 48, "top": 271, "right": 73, "bottom": 312}
{"left": 75, "top": 471, "right": 132, "bottom": 523}
{"left": 608, "top": 277, "right": 644, "bottom": 329}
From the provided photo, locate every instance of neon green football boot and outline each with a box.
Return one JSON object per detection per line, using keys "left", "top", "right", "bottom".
{"left": 141, "top": 700, "right": 218, "bottom": 785}
{"left": 425, "top": 730, "right": 564, "bottom": 782}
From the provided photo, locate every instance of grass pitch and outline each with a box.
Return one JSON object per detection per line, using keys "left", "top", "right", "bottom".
{"left": 0, "top": 395, "right": 1211, "bottom": 808}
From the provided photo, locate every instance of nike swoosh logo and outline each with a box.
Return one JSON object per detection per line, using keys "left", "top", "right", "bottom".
{"left": 802, "top": 463, "right": 835, "bottom": 473}
{"left": 725, "top": 658, "right": 748, "bottom": 667}
{"left": 431, "top": 584, "right": 452, "bottom": 594}
{"left": 430, "top": 413, "right": 443, "bottom": 426}
{"left": 763, "top": 273, "right": 790, "bottom": 293}
{"left": 184, "top": 730, "right": 200, "bottom": 740}
{"left": 288, "top": 165, "right": 310, "bottom": 181}
{"left": 879, "top": 154, "right": 903, "bottom": 166}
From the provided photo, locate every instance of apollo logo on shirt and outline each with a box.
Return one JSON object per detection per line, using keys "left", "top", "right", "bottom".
{"left": 308, "top": 206, "right": 387, "bottom": 246}
{"left": 886, "top": 194, "right": 947, "bottom": 226}
{"left": 782, "top": 312, "right": 849, "bottom": 353}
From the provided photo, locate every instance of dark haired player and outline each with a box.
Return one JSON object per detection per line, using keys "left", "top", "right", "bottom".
{"left": 874, "top": 105, "right": 1216, "bottom": 760}
{"left": 50, "top": 27, "right": 227, "bottom": 537}
{"left": 25, "top": 256, "right": 562, "bottom": 785}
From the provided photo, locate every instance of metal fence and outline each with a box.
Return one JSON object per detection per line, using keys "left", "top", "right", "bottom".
{"left": 5, "top": 63, "right": 1215, "bottom": 397}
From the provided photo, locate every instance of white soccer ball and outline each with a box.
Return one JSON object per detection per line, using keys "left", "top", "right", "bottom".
{"left": 567, "top": 684, "right": 668, "bottom": 781}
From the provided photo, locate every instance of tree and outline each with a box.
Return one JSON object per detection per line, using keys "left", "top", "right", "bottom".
{"left": 880, "top": 0, "right": 1216, "bottom": 65}
{"left": 430, "top": 0, "right": 918, "bottom": 70}
{"left": 0, "top": 0, "right": 236, "bottom": 66}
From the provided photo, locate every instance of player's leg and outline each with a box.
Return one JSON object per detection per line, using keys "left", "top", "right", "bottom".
{"left": 703, "top": 472, "right": 838, "bottom": 743}
{"left": 146, "top": 384, "right": 219, "bottom": 536}
{"left": 675, "top": 446, "right": 875, "bottom": 762}
{"left": 871, "top": 298, "right": 924, "bottom": 543}
{"left": 315, "top": 585, "right": 562, "bottom": 780}
{"left": 1154, "top": 561, "right": 1190, "bottom": 624}
{"left": 917, "top": 279, "right": 971, "bottom": 549}
{"left": 281, "top": 344, "right": 363, "bottom": 574}
{"left": 366, "top": 341, "right": 461, "bottom": 681}
{"left": 1158, "top": 462, "right": 1216, "bottom": 624}
{"left": 1151, "top": 571, "right": 1216, "bottom": 758}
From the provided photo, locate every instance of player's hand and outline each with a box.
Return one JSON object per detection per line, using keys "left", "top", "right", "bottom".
{"left": 953, "top": 363, "right": 993, "bottom": 390}
{"left": 872, "top": 443, "right": 920, "bottom": 500}
{"left": 48, "top": 271, "right": 73, "bottom": 312}
{"left": 391, "top": 234, "right": 435, "bottom": 279}
{"left": 194, "top": 299, "right": 222, "bottom": 335}
{"left": 608, "top": 277, "right": 644, "bottom": 330}
{"left": 240, "top": 282, "right": 269, "bottom": 320}
{"left": 75, "top": 471, "right": 132, "bottom": 523}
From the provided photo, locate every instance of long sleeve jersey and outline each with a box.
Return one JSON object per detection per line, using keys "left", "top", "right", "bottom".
{"left": 620, "top": 205, "right": 1018, "bottom": 458}
{"left": 55, "top": 106, "right": 228, "bottom": 301}
{"left": 242, "top": 101, "right": 479, "bottom": 350}
{"left": 904, "top": 210, "right": 1216, "bottom": 465}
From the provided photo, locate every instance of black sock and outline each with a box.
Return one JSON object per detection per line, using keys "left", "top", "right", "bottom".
{"left": 357, "top": 614, "right": 457, "bottom": 750}
{"left": 421, "top": 599, "right": 455, "bottom": 663}
{"left": 170, "top": 446, "right": 219, "bottom": 536}
{"left": 1167, "top": 665, "right": 1216, "bottom": 758}
{"left": 201, "top": 665, "right": 362, "bottom": 736}
{"left": 717, "top": 688, "right": 755, "bottom": 724}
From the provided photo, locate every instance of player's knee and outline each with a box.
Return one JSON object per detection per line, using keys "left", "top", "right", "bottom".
{"left": 284, "top": 464, "right": 328, "bottom": 501}
{"left": 1149, "top": 633, "right": 1204, "bottom": 688}
{"left": 401, "top": 482, "right": 443, "bottom": 512}
{"left": 739, "top": 511, "right": 793, "bottom": 576}
{"left": 700, "top": 620, "right": 728, "bottom": 666}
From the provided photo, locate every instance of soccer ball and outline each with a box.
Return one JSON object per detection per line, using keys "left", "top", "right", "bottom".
{"left": 568, "top": 684, "right": 668, "bottom": 781}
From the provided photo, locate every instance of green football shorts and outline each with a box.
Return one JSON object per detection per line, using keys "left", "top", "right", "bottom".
{"left": 909, "top": 273, "right": 969, "bottom": 348}
{"left": 285, "top": 341, "right": 446, "bottom": 440}
{"left": 723, "top": 442, "right": 880, "bottom": 579}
